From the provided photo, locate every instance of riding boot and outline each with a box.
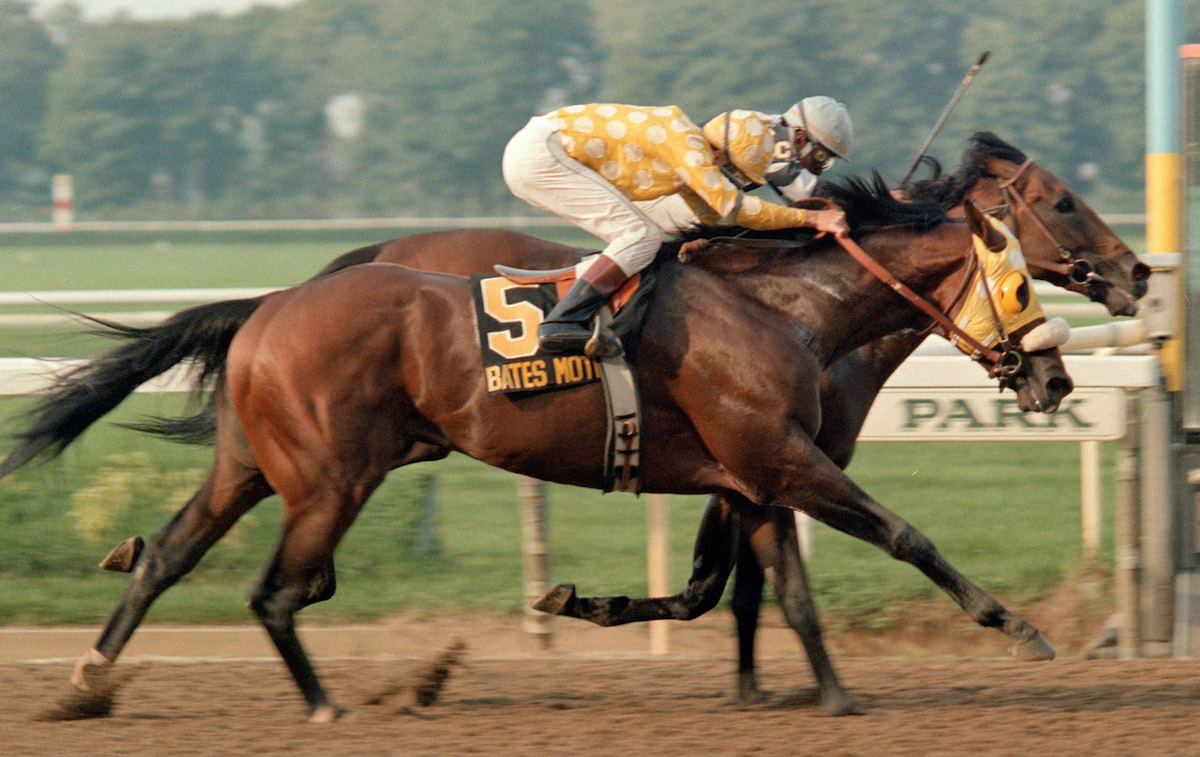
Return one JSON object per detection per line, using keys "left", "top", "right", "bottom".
{"left": 538, "top": 255, "right": 629, "bottom": 358}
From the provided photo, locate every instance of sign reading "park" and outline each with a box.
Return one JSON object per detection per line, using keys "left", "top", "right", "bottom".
{"left": 858, "top": 387, "right": 1126, "bottom": 441}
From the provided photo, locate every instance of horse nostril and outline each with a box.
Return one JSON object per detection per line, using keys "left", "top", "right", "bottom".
{"left": 1131, "top": 262, "right": 1151, "bottom": 283}
{"left": 1048, "top": 375, "right": 1073, "bottom": 398}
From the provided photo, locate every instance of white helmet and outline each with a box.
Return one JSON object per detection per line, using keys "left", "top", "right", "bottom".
{"left": 783, "top": 96, "right": 852, "bottom": 159}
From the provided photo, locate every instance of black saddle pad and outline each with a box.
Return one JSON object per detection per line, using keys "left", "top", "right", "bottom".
{"left": 469, "top": 265, "right": 658, "bottom": 396}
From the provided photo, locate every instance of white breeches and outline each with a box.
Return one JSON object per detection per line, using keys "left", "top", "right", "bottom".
{"left": 502, "top": 116, "right": 674, "bottom": 276}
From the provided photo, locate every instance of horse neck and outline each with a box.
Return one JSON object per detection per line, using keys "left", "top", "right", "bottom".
{"left": 732, "top": 224, "right": 973, "bottom": 367}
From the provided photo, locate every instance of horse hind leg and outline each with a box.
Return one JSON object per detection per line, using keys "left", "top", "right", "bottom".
{"left": 47, "top": 458, "right": 273, "bottom": 720}
{"left": 533, "top": 494, "right": 739, "bottom": 626}
{"left": 762, "top": 509, "right": 859, "bottom": 715}
{"left": 247, "top": 477, "right": 384, "bottom": 722}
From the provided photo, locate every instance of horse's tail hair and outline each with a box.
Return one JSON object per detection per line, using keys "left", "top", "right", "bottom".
{"left": 0, "top": 295, "right": 267, "bottom": 480}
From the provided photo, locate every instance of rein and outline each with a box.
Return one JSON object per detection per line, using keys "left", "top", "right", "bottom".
{"left": 832, "top": 233, "right": 1007, "bottom": 368}
{"left": 798, "top": 196, "right": 1016, "bottom": 371}
{"left": 685, "top": 199, "right": 1027, "bottom": 381}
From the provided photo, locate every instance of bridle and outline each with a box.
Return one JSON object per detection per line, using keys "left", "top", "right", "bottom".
{"left": 686, "top": 196, "right": 1040, "bottom": 388}
{"left": 833, "top": 230, "right": 1025, "bottom": 388}
{"left": 987, "top": 160, "right": 1111, "bottom": 294}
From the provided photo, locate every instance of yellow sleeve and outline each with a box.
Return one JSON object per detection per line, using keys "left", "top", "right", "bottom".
{"left": 677, "top": 162, "right": 808, "bottom": 230}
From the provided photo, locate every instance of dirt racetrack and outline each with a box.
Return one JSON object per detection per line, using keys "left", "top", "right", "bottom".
{"left": 2, "top": 610, "right": 1200, "bottom": 756}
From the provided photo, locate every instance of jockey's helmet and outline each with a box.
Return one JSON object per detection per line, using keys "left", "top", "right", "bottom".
{"left": 784, "top": 96, "right": 852, "bottom": 160}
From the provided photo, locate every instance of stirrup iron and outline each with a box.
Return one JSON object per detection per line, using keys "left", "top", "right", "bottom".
{"left": 584, "top": 319, "right": 624, "bottom": 359}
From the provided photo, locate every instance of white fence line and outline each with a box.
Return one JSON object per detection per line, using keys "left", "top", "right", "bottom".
{"left": 0, "top": 216, "right": 575, "bottom": 235}
{"left": 0, "top": 214, "right": 1150, "bottom": 236}
{"left": 0, "top": 284, "right": 1113, "bottom": 329}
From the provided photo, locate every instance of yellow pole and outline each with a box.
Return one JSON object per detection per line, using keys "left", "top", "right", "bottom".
{"left": 1145, "top": 151, "right": 1186, "bottom": 391}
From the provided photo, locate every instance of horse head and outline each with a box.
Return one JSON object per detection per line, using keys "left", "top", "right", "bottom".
{"left": 909, "top": 132, "right": 1150, "bottom": 316}
{"left": 966, "top": 132, "right": 1149, "bottom": 316}
{"left": 959, "top": 199, "right": 1073, "bottom": 413}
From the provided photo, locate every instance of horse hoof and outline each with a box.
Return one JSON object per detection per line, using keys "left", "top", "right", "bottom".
{"left": 531, "top": 584, "right": 577, "bottom": 616}
{"left": 1009, "top": 633, "right": 1056, "bottom": 661}
{"left": 823, "top": 693, "right": 865, "bottom": 716}
{"left": 38, "top": 665, "right": 127, "bottom": 721}
{"left": 735, "top": 687, "right": 767, "bottom": 706}
{"left": 99, "top": 535, "right": 144, "bottom": 572}
{"left": 735, "top": 672, "right": 765, "bottom": 706}
{"left": 308, "top": 703, "right": 343, "bottom": 723}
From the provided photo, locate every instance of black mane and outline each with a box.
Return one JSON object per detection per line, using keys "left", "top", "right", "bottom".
{"left": 677, "top": 170, "right": 947, "bottom": 250}
{"left": 906, "top": 131, "right": 1028, "bottom": 209}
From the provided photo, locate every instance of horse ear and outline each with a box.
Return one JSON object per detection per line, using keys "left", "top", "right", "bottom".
{"left": 979, "top": 156, "right": 1009, "bottom": 179}
{"left": 965, "top": 199, "right": 1006, "bottom": 252}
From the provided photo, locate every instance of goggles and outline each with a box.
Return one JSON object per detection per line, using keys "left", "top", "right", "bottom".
{"left": 793, "top": 104, "right": 836, "bottom": 172}
{"left": 798, "top": 140, "right": 835, "bottom": 172}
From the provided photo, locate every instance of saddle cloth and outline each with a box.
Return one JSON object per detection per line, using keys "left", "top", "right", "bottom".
{"left": 469, "top": 264, "right": 645, "bottom": 493}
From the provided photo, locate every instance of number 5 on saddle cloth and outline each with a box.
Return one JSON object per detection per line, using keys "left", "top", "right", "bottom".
{"left": 470, "top": 262, "right": 658, "bottom": 492}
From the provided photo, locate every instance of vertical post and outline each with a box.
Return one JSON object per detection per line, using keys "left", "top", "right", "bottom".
{"left": 1145, "top": 0, "right": 1186, "bottom": 391}
{"left": 1117, "top": 392, "right": 1142, "bottom": 658}
{"left": 1080, "top": 440, "right": 1103, "bottom": 557}
{"left": 647, "top": 493, "right": 670, "bottom": 654}
{"left": 794, "top": 511, "right": 814, "bottom": 560}
{"left": 414, "top": 475, "right": 441, "bottom": 557}
{"left": 1182, "top": 44, "right": 1200, "bottom": 430}
{"left": 51, "top": 174, "right": 73, "bottom": 232}
{"left": 518, "top": 476, "right": 552, "bottom": 649}
{"left": 1140, "top": 383, "right": 1177, "bottom": 655}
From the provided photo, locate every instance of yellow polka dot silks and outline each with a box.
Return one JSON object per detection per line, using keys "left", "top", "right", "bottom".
{"left": 700, "top": 109, "right": 779, "bottom": 185}
{"left": 545, "top": 104, "right": 808, "bottom": 230}
{"left": 950, "top": 215, "right": 1047, "bottom": 356}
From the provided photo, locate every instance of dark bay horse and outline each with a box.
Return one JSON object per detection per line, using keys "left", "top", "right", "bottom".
{"left": 508, "top": 135, "right": 1151, "bottom": 700}
{"left": 2, "top": 178, "right": 1074, "bottom": 721}
{"left": 326, "top": 132, "right": 1148, "bottom": 703}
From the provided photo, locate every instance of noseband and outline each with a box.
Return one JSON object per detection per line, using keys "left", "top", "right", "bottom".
{"left": 990, "top": 160, "right": 1111, "bottom": 294}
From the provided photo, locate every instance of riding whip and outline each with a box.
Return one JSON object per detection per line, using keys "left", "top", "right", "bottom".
{"left": 898, "top": 50, "right": 990, "bottom": 186}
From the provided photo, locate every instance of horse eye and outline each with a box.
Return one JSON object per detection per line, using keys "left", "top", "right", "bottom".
{"left": 1054, "top": 196, "right": 1075, "bottom": 214}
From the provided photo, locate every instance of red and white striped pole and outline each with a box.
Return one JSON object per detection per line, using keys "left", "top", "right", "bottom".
{"left": 51, "top": 174, "right": 74, "bottom": 232}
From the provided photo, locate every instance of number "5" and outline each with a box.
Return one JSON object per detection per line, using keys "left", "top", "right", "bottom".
{"left": 480, "top": 277, "right": 544, "bottom": 359}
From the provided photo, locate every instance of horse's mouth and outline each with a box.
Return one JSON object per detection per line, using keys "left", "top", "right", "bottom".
{"left": 1103, "top": 285, "right": 1140, "bottom": 317}
{"left": 1016, "top": 373, "right": 1072, "bottom": 414}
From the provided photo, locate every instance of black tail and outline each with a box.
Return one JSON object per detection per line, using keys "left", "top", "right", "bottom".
{"left": 115, "top": 244, "right": 393, "bottom": 446}
{"left": 0, "top": 296, "right": 267, "bottom": 480}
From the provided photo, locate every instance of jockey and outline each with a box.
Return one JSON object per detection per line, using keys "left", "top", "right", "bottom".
{"left": 502, "top": 97, "right": 853, "bottom": 357}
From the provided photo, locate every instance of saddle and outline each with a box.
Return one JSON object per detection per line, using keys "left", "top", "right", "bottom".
{"left": 494, "top": 263, "right": 641, "bottom": 314}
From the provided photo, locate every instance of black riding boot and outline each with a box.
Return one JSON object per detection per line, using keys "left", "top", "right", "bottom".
{"left": 538, "top": 279, "right": 611, "bottom": 355}
{"left": 538, "top": 256, "right": 628, "bottom": 358}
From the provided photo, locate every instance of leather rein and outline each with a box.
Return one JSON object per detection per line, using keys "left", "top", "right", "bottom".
{"left": 692, "top": 218, "right": 1022, "bottom": 381}
{"left": 832, "top": 231, "right": 1021, "bottom": 380}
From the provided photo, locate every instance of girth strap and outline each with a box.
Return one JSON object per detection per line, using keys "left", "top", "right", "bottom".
{"left": 593, "top": 308, "right": 641, "bottom": 493}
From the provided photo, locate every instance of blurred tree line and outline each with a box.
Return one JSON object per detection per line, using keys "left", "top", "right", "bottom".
{"left": 1, "top": 0, "right": 1197, "bottom": 219}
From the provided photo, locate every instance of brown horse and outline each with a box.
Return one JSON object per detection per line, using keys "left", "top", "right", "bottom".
{"left": 3, "top": 176, "right": 1073, "bottom": 721}
{"left": 503, "top": 134, "right": 1151, "bottom": 700}
{"left": 325, "top": 132, "right": 1148, "bottom": 703}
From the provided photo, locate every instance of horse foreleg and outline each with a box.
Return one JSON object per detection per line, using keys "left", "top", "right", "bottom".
{"left": 775, "top": 452, "right": 1055, "bottom": 661}
{"left": 764, "top": 509, "right": 860, "bottom": 714}
{"left": 533, "top": 494, "right": 739, "bottom": 626}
